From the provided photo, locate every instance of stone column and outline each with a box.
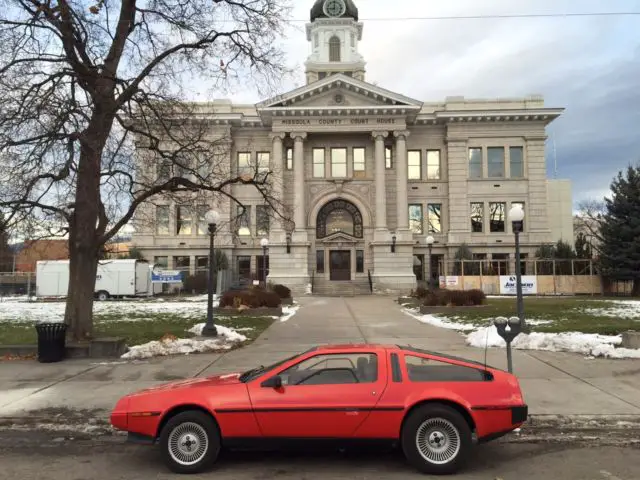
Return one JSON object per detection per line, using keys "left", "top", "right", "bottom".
{"left": 270, "top": 132, "right": 286, "bottom": 232}
{"left": 372, "top": 131, "right": 388, "bottom": 231}
{"left": 292, "top": 133, "right": 307, "bottom": 233}
{"left": 395, "top": 130, "right": 410, "bottom": 231}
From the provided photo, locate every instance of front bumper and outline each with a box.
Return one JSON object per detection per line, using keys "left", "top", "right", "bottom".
{"left": 127, "top": 432, "right": 155, "bottom": 445}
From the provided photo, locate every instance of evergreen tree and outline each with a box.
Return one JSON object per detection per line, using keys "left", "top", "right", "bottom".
{"left": 599, "top": 165, "right": 640, "bottom": 295}
{"left": 575, "top": 232, "right": 592, "bottom": 259}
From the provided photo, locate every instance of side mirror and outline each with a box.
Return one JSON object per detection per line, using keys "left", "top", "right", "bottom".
{"left": 261, "top": 375, "right": 283, "bottom": 389}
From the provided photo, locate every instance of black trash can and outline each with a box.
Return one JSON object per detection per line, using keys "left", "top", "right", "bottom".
{"left": 35, "top": 323, "right": 68, "bottom": 363}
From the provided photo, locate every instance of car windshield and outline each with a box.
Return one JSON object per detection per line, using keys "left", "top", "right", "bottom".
{"left": 238, "top": 351, "right": 307, "bottom": 383}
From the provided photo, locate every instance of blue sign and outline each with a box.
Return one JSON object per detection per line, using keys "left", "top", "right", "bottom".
{"left": 151, "top": 269, "right": 184, "bottom": 284}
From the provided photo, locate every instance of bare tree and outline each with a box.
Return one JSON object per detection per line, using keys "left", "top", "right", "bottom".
{"left": 575, "top": 199, "right": 606, "bottom": 252}
{"left": 0, "top": 0, "right": 291, "bottom": 341}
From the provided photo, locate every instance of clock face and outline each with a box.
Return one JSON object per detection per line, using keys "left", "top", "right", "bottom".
{"left": 323, "top": 0, "right": 346, "bottom": 17}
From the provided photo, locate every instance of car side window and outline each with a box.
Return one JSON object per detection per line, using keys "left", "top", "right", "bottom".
{"left": 279, "top": 353, "right": 378, "bottom": 386}
{"left": 404, "top": 354, "right": 486, "bottom": 382}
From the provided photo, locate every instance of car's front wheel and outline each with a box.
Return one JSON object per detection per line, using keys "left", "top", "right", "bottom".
{"left": 159, "top": 410, "right": 221, "bottom": 474}
{"left": 401, "top": 404, "right": 472, "bottom": 475}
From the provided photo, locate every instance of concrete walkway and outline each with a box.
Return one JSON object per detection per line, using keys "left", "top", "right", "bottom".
{"left": 1, "top": 296, "right": 639, "bottom": 417}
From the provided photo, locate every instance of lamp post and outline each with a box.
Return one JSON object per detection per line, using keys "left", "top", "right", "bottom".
{"left": 260, "top": 238, "right": 269, "bottom": 286}
{"left": 426, "top": 235, "right": 435, "bottom": 289}
{"left": 202, "top": 209, "right": 220, "bottom": 337}
{"left": 509, "top": 205, "right": 526, "bottom": 331}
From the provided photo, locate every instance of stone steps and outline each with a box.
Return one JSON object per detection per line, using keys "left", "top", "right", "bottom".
{"left": 311, "top": 279, "right": 372, "bottom": 297}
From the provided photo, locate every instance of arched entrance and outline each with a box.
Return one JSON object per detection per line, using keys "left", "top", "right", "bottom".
{"left": 316, "top": 199, "right": 364, "bottom": 281}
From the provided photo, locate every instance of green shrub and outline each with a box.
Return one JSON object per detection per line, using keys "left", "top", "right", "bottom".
{"left": 270, "top": 284, "right": 291, "bottom": 299}
{"left": 422, "top": 289, "right": 486, "bottom": 307}
{"left": 219, "top": 289, "right": 281, "bottom": 309}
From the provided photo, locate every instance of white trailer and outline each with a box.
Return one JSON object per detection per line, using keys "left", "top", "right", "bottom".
{"left": 36, "top": 259, "right": 160, "bottom": 300}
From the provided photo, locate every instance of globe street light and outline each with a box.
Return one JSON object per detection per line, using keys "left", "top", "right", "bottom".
{"left": 202, "top": 209, "right": 220, "bottom": 337}
{"left": 509, "top": 204, "right": 526, "bottom": 332}
{"left": 260, "top": 238, "right": 269, "bottom": 286}
{"left": 426, "top": 235, "right": 435, "bottom": 289}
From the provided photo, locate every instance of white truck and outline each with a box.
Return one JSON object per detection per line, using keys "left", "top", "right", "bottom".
{"left": 36, "top": 259, "right": 160, "bottom": 300}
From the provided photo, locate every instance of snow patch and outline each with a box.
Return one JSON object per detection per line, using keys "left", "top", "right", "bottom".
{"left": 403, "top": 309, "right": 476, "bottom": 331}
{"left": 121, "top": 324, "right": 247, "bottom": 360}
{"left": 305, "top": 283, "right": 312, "bottom": 295}
{"left": 580, "top": 300, "right": 640, "bottom": 320}
{"left": 280, "top": 304, "right": 300, "bottom": 322}
{"left": 465, "top": 327, "right": 640, "bottom": 359}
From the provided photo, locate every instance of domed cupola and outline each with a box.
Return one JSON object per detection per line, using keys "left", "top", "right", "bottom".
{"left": 305, "top": 0, "right": 366, "bottom": 83}
{"left": 310, "top": 0, "right": 359, "bottom": 21}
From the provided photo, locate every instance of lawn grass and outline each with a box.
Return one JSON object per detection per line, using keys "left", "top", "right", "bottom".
{"left": 0, "top": 312, "right": 275, "bottom": 346}
{"left": 441, "top": 297, "right": 639, "bottom": 335}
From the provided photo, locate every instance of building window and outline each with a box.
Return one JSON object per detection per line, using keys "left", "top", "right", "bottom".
{"left": 236, "top": 205, "right": 251, "bottom": 236}
{"left": 409, "top": 204, "right": 423, "bottom": 234}
{"left": 313, "top": 148, "right": 325, "bottom": 178}
{"left": 510, "top": 146, "right": 524, "bottom": 178}
{"left": 176, "top": 206, "right": 193, "bottom": 236}
{"left": 511, "top": 202, "right": 525, "bottom": 231}
{"left": 156, "top": 206, "right": 170, "bottom": 235}
{"left": 353, "top": 147, "right": 365, "bottom": 175}
{"left": 195, "top": 256, "right": 208, "bottom": 269}
{"left": 256, "top": 205, "right": 270, "bottom": 236}
{"left": 487, "top": 147, "right": 505, "bottom": 178}
{"left": 237, "top": 152, "right": 252, "bottom": 176}
{"left": 237, "top": 256, "right": 251, "bottom": 279}
{"left": 175, "top": 159, "right": 192, "bottom": 179}
{"left": 426, "top": 150, "right": 441, "bottom": 180}
{"left": 154, "top": 256, "right": 168, "bottom": 268}
{"left": 174, "top": 256, "right": 190, "bottom": 271}
{"left": 286, "top": 147, "right": 293, "bottom": 170}
{"left": 157, "top": 160, "right": 172, "bottom": 182}
{"left": 257, "top": 255, "right": 269, "bottom": 281}
{"left": 356, "top": 250, "right": 364, "bottom": 273}
{"left": 469, "top": 148, "right": 482, "bottom": 178}
{"left": 329, "top": 36, "right": 341, "bottom": 62}
{"left": 256, "top": 152, "right": 270, "bottom": 180}
{"left": 489, "top": 202, "right": 506, "bottom": 233}
{"left": 408, "top": 151, "right": 421, "bottom": 180}
{"left": 331, "top": 148, "right": 347, "bottom": 178}
{"left": 491, "top": 253, "right": 509, "bottom": 275}
{"left": 470, "top": 203, "right": 484, "bottom": 233}
{"left": 427, "top": 204, "right": 442, "bottom": 234}
{"left": 316, "top": 250, "right": 325, "bottom": 274}
{"left": 385, "top": 146, "right": 392, "bottom": 169}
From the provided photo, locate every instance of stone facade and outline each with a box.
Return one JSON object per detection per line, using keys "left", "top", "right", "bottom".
{"left": 131, "top": 0, "right": 569, "bottom": 294}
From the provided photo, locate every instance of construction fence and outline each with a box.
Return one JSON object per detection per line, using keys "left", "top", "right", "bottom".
{"left": 418, "top": 259, "right": 630, "bottom": 296}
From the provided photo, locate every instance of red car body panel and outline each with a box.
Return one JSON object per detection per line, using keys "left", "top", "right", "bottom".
{"left": 110, "top": 344, "right": 527, "bottom": 445}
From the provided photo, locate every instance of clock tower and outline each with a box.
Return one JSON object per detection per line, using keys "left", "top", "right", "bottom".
{"left": 305, "top": 0, "right": 366, "bottom": 83}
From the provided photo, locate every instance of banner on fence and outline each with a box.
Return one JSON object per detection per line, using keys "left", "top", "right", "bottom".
{"left": 439, "top": 276, "right": 459, "bottom": 288}
{"left": 151, "top": 269, "right": 183, "bottom": 284}
{"left": 499, "top": 275, "right": 537, "bottom": 295}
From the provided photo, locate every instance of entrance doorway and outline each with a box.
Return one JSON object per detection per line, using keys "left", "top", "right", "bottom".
{"left": 330, "top": 251, "right": 351, "bottom": 281}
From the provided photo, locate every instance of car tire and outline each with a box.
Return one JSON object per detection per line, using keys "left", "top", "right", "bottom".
{"left": 96, "top": 291, "right": 109, "bottom": 301}
{"left": 159, "top": 410, "right": 221, "bottom": 474}
{"left": 401, "top": 404, "right": 472, "bottom": 475}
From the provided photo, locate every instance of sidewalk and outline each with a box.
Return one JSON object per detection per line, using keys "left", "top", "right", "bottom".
{"left": 1, "top": 296, "right": 639, "bottom": 419}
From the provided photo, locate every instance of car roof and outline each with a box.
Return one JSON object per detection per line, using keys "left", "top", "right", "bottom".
{"left": 312, "top": 343, "right": 396, "bottom": 352}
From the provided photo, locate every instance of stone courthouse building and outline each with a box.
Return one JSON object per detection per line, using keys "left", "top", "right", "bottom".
{"left": 132, "top": 0, "right": 571, "bottom": 294}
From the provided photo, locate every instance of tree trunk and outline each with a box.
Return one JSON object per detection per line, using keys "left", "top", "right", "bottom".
{"left": 63, "top": 113, "right": 111, "bottom": 342}
{"left": 632, "top": 279, "right": 640, "bottom": 297}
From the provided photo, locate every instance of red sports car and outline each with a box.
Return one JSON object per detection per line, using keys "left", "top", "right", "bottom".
{"left": 110, "top": 344, "right": 527, "bottom": 474}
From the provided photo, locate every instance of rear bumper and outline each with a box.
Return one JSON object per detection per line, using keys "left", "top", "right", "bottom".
{"left": 511, "top": 405, "right": 528, "bottom": 424}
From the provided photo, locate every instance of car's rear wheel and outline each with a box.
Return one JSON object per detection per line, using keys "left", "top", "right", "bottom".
{"left": 159, "top": 410, "right": 221, "bottom": 474}
{"left": 401, "top": 404, "right": 472, "bottom": 475}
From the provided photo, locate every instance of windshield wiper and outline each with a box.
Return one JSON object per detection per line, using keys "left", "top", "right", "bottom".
{"left": 239, "top": 365, "right": 265, "bottom": 383}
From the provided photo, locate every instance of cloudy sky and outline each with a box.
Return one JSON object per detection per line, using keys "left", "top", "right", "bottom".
{"left": 212, "top": 0, "right": 640, "bottom": 207}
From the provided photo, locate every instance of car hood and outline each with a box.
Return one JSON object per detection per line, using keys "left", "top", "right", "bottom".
{"left": 131, "top": 373, "right": 242, "bottom": 395}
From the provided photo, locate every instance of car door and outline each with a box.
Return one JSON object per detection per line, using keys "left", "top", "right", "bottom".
{"left": 247, "top": 351, "right": 387, "bottom": 438}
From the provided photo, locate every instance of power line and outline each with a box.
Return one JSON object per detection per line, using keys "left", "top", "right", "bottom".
{"left": 285, "top": 12, "right": 640, "bottom": 22}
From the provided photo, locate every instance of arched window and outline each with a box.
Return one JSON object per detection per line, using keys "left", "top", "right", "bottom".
{"left": 316, "top": 199, "right": 363, "bottom": 238}
{"left": 329, "top": 36, "right": 341, "bottom": 62}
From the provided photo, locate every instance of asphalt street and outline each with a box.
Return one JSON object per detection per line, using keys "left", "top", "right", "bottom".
{"left": 0, "top": 434, "right": 638, "bottom": 480}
